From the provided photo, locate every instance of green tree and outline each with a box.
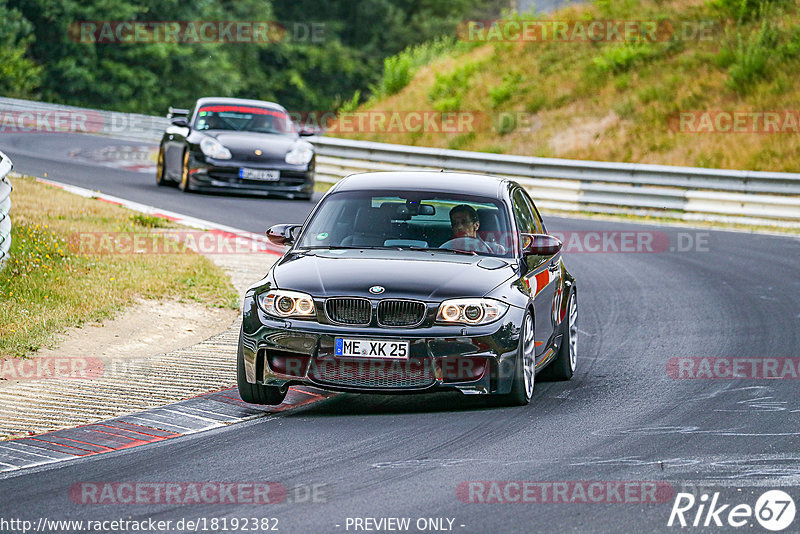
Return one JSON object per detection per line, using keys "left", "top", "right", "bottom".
{"left": 0, "top": 0, "right": 42, "bottom": 98}
{"left": 4, "top": 0, "right": 506, "bottom": 113}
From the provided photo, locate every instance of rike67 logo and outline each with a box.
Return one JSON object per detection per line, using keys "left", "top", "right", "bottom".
{"left": 668, "top": 490, "right": 796, "bottom": 531}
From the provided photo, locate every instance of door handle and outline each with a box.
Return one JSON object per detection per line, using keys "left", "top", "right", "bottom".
{"left": 548, "top": 261, "right": 559, "bottom": 272}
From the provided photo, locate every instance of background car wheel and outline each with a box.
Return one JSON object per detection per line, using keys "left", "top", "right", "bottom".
{"left": 236, "top": 341, "right": 287, "bottom": 405}
{"left": 178, "top": 150, "right": 193, "bottom": 192}
{"left": 540, "top": 289, "right": 577, "bottom": 381}
{"left": 296, "top": 193, "right": 313, "bottom": 201}
{"left": 493, "top": 311, "right": 535, "bottom": 406}
{"left": 155, "top": 147, "right": 168, "bottom": 186}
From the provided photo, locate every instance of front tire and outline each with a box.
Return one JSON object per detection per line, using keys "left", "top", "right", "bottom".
{"left": 155, "top": 146, "right": 168, "bottom": 186}
{"left": 540, "top": 289, "right": 577, "bottom": 381}
{"left": 494, "top": 311, "right": 536, "bottom": 406}
{"left": 178, "top": 150, "right": 193, "bottom": 193}
{"left": 237, "top": 342, "right": 287, "bottom": 405}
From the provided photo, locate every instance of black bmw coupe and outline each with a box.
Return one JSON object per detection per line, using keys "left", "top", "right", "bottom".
{"left": 238, "top": 171, "right": 578, "bottom": 406}
{"left": 156, "top": 97, "right": 315, "bottom": 199}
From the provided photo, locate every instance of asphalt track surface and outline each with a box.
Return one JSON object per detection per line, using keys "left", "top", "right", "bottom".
{"left": 1, "top": 132, "right": 800, "bottom": 533}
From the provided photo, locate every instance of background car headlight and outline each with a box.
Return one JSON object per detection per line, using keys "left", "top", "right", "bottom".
{"left": 200, "top": 137, "right": 232, "bottom": 159}
{"left": 257, "top": 290, "right": 316, "bottom": 319}
{"left": 285, "top": 143, "right": 314, "bottom": 165}
{"left": 436, "top": 298, "right": 509, "bottom": 325}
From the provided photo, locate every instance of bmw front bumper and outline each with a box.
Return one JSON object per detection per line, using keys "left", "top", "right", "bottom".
{"left": 239, "top": 293, "right": 525, "bottom": 396}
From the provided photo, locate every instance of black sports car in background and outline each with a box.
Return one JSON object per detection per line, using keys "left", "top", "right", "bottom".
{"left": 156, "top": 97, "right": 315, "bottom": 199}
{"left": 237, "top": 171, "right": 578, "bottom": 407}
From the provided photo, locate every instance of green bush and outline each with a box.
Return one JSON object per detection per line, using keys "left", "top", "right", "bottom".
{"left": 725, "top": 19, "right": 777, "bottom": 93}
{"left": 432, "top": 96, "right": 462, "bottom": 112}
{"left": 371, "top": 36, "right": 459, "bottom": 98}
{"left": 428, "top": 60, "right": 482, "bottom": 112}
{"left": 591, "top": 42, "right": 663, "bottom": 73}
{"left": 777, "top": 24, "right": 800, "bottom": 59}
{"left": 380, "top": 54, "right": 414, "bottom": 96}
{"left": 338, "top": 90, "right": 361, "bottom": 114}
{"left": 710, "top": 0, "right": 787, "bottom": 21}
{"left": 488, "top": 73, "right": 522, "bottom": 108}
{"left": 524, "top": 94, "right": 548, "bottom": 113}
{"left": 489, "top": 85, "right": 512, "bottom": 108}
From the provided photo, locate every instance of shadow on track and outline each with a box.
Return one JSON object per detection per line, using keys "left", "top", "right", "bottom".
{"left": 287, "top": 389, "right": 533, "bottom": 417}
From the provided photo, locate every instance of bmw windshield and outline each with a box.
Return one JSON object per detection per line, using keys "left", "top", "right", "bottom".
{"left": 297, "top": 190, "right": 515, "bottom": 257}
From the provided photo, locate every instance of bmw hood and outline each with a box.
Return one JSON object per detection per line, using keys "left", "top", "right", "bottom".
{"left": 271, "top": 249, "right": 516, "bottom": 301}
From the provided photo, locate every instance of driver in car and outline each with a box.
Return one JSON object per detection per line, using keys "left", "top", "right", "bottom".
{"left": 440, "top": 204, "right": 505, "bottom": 254}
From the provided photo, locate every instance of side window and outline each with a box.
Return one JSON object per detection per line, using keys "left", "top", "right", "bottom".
{"left": 512, "top": 189, "right": 536, "bottom": 234}
{"left": 518, "top": 188, "right": 544, "bottom": 233}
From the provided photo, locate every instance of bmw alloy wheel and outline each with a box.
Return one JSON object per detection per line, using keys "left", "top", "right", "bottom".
{"left": 522, "top": 313, "right": 535, "bottom": 398}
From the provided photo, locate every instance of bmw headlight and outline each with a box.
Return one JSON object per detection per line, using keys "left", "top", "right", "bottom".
{"left": 257, "top": 289, "right": 315, "bottom": 319}
{"left": 285, "top": 142, "right": 314, "bottom": 165}
{"left": 200, "top": 137, "right": 232, "bottom": 159}
{"left": 436, "top": 298, "right": 509, "bottom": 325}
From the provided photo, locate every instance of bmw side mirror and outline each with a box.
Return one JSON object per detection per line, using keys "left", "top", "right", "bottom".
{"left": 521, "top": 233, "right": 562, "bottom": 256}
{"left": 170, "top": 117, "right": 189, "bottom": 128}
{"left": 267, "top": 224, "right": 302, "bottom": 246}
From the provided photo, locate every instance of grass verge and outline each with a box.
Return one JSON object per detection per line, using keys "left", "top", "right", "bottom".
{"left": 0, "top": 176, "right": 238, "bottom": 359}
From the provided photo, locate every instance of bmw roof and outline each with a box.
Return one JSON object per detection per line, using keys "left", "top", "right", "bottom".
{"left": 331, "top": 171, "right": 510, "bottom": 198}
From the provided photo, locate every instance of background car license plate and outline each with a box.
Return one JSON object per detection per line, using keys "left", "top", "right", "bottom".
{"left": 335, "top": 338, "right": 409, "bottom": 359}
{"left": 239, "top": 168, "right": 279, "bottom": 181}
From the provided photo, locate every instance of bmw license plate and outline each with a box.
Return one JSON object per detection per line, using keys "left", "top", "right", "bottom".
{"left": 335, "top": 338, "right": 409, "bottom": 359}
{"left": 239, "top": 168, "right": 280, "bottom": 181}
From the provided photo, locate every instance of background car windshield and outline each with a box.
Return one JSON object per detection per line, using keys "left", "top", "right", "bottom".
{"left": 297, "top": 190, "right": 514, "bottom": 257}
{"left": 195, "top": 104, "right": 293, "bottom": 135}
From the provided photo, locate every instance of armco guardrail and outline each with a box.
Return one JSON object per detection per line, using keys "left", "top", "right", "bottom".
{"left": 0, "top": 96, "right": 167, "bottom": 143}
{"left": 2, "top": 97, "right": 799, "bottom": 227}
{"left": 0, "top": 150, "right": 13, "bottom": 270}
{"left": 310, "top": 137, "right": 800, "bottom": 228}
